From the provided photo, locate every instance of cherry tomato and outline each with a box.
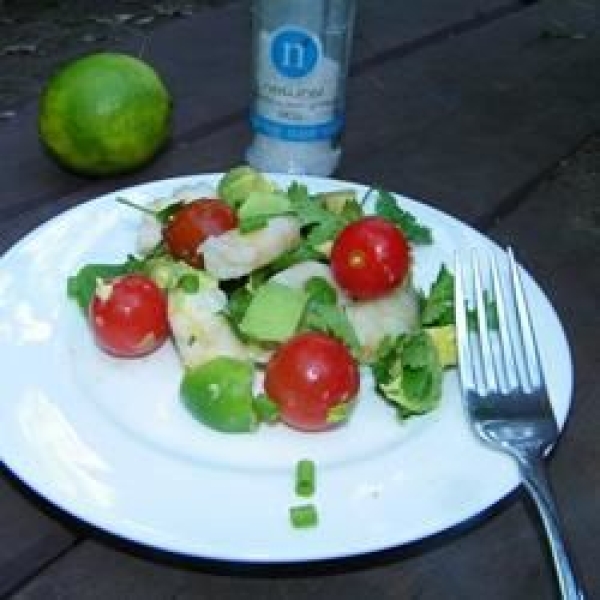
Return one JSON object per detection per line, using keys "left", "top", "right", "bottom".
{"left": 264, "top": 332, "right": 360, "bottom": 432}
{"left": 163, "top": 199, "right": 238, "bottom": 267}
{"left": 89, "top": 274, "right": 169, "bottom": 357}
{"left": 330, "top": 216, "right": 411, "bottom": 300}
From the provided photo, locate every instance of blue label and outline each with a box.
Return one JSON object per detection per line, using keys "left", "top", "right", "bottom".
{"left": 270, "top": 27, "right": 320, "bottom": 79}
{"left": 250, "top": 112, "right": 344, "bottom": 142}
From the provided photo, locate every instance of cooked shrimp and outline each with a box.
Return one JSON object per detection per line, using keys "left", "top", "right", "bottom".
{"left": 168, "top": 286, "right": 250, "bottom": 368}
{"left": 270, "top": 260, "right": 350, "bottom": 305}
{"left": 200, "top": 216, "right": 301, "bottom": 280}
{"left": 345, "top": 279, "right": 419, "bottom": 360}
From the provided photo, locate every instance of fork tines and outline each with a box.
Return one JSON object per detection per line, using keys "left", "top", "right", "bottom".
{"left": 454, "top": 248, "right": 544, "bottom": 398}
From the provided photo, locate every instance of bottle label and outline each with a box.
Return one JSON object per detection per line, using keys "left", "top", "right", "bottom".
{"left": 252, "top": 26, "right": 342, "bottom": 142}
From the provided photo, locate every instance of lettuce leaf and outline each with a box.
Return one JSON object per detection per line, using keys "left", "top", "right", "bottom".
{"left": 371, "top": 331, "right": 443, "bottom": 418}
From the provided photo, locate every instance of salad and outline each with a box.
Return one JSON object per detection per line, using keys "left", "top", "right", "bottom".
{"left": 67, "top": 166, "right": 457, "bottom": 434}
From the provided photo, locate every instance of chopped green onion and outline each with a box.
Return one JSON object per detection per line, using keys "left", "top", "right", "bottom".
{"left": 178, "top": 273, "right": 200, "bottom": 293}
{"left": 295, "top": 459, "right": 316, "bottom": 497}
{"left": 289, "top": 504, "right": 318, "bottom": 528}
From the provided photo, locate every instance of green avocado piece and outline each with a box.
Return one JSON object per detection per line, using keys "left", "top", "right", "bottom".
{"left": 317, "top": 189, "right": 358, "bottom": 214}
{"left": 217, "top": 165, "right": 277, "bottom": 208}
{"left": 180, "top": 357, "right": 258, "bottom": 433}
{"left": 239, "top": 281, "right": 308, "bottom": 343}
{"left": 425, "top": 324, "right": 457, "bottom": 368}
{"left": 238, "top": 190, "right": 291, "bottom": 220}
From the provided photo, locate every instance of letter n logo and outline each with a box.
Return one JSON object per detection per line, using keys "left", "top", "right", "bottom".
{"left": 271, "top": 28, "right": 319, "bottom": 79}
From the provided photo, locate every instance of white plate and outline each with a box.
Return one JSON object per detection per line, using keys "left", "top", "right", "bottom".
{"left": 0, "top": 174, "right": 572, "bottom": 562}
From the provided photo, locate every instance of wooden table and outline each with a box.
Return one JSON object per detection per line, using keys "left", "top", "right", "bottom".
{"left": 1, "top": 1, "right": 598, "bottom": 598}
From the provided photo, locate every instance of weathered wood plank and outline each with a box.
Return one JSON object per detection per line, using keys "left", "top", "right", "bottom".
{"left": 340, "top": 4, "right": 600, "bottom": 224}
{"left": 0, "top": 475, "right": 75, "bottom": 598}
{"left": 2, "top": 4, "right": 599, "bottom": 248}
{"left": 0, "top": 0, "right": 525, "bottom": 220}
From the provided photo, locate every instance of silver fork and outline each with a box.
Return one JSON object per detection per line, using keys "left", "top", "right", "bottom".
{"left": 454, "top": 248, "right": 586, "bottom": 600}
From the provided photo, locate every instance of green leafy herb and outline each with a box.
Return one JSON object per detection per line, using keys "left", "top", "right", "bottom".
{"left": 156, "top": 201, "right": 184, "bottom": 224}
{"left": 467, "top": 290, "right": 499, "bottom": 330}
{"left": 178, "top": 273, "right": 201, "bottom": 294}
{"left": 66, "top": 256, "right": 144, "bottom": 311}
{"left": 268, "top": 243, "right": 325, "bottom": 273}
{"left": 305, "top": 216, "right": 346, "bottom": 247}
{"left": 290, "top": 189, "right": 340, "bottom": 227}
{"left": 420, "top": 265, "right": 455, "bottom": 327}
{"left": 299, "top": 277, "right": 360, "bottom": 354}
{"left": 224, "top": 286, "right": 254, "bottom": 335}
{"left": 372, "top": 331, "right": 443, "bottom": 418}
{"left": 116, "top": 196, "right": 183, "bottom": 224}
{"left": 304, "top": 276, "right": 337, "bottom": 306}
{"left": 326, "top": 402, "right": 353, "bottom": 424}
{"left": 253, "top": 393, "right": 280, "bottom": 423}
{"left": 374, "top": 189, "right": 433, "bottom": 244}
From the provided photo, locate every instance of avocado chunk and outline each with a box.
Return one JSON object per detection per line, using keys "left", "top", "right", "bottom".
{"left": 218, "top": 165, "right": 277, "bottom": 208}
{"left": 317, "top": 189, "right": 358, "bottom": 214}
{"left": 180, "top": 357, "right": 258, "bottom": 433}
{"left": 239, "top": 281, "right": 308, "bottom": 343}
{"left": 425, "top": 324, "right": 457, "bottom": 368}
{"left": 238, "top": 190, "right": 291, "bottom": 220}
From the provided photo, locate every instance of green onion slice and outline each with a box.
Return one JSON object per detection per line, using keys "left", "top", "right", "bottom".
{"left": 295, "top": 459, "right": 316, "bottom": 498}
{"left": 289, "top": 504, "right": 318, "bottom": 529}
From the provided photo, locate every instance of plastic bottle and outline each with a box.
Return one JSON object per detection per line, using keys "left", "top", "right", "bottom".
{"left": 246, "top": 0, "right": 356, "bottom": 176}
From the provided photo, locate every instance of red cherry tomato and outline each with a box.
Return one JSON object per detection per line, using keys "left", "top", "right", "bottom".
{"left": 264, "top": 332, "right": 360, "bottom": 432}
{"left": 330, "top": 216, "right": 411, "bottom": 300}
{"left": 89, "top": 274, "right": 169, "bottom": 357}
{"left": 163, "top": 199, "right": 238, "bottom": 267}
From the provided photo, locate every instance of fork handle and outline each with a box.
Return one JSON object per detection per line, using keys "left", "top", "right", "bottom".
{"left": 515, "top": 451, "right": 586, "bottom": 599}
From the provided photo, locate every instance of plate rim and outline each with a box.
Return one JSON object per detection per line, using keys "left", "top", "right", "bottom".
{"left": 0, "top": 172, "right": 574, "bottom": 562}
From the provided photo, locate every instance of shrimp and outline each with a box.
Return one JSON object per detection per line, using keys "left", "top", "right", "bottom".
{"left": 168, "top": 286, "right": 250, "bottom": 368}
{"left": 200, "top": 216, "right": 301, "bottom": 280}
{"left": 270, "top": 260, "right": 350, "bottom": 305}
{"left": 345, "top": 279, "right": 419, "bottom": 360}
{"left": 136, "top": 182, "right": 219, "bottom": 255}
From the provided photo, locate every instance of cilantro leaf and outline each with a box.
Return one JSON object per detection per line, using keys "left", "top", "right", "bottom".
{"left": 116, "top": 196, "right": 183, "bottom": 225}
{"left": 374, "top": 189, "right": 433, "bottom": 244}
{"left": 467, "top": 290, "right": 499, "bottom": 330}
{"left": 302, "top": 303, "right": 361, "bottom": 355}
{"left": 299, "top": 277, "right": 360, "bottom": 354}
{"left": 268, "top": 243, "right": 325, "bottom": 273}
{"left": 66, "top": 256, "right": 144, "bottom": 311}
{"left": 418, "top": 264, "right": 498, "bottom": 331}
{"left": 224, "top": 286, "right": 254, "bottom": 335}
{"left": 420, "top": 265, "right": 455, "bottom": 327}
{"left": 156, "top": 201, "right": 184, "bottom": 224}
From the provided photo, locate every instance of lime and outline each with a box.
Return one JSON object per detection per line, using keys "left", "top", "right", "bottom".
{"left": 38, "top": 52, "right": 172, "bottom": 176}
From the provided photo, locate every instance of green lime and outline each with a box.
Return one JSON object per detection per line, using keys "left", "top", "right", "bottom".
{"left": 38, "top": 52, "right": 172, "bottom": 176}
